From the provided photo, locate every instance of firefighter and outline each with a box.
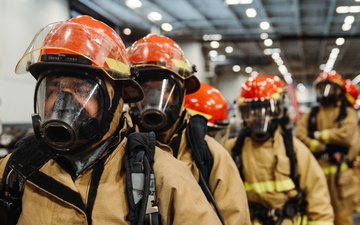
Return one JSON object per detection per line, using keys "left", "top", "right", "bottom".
{"left": 343, "top": 79, "right": 360, "bottom": 214}
{"left": 0, "top": 16, "right": 223, "bottom": 225}
{"left": 127, "top": 34, "right": 251, "bottom": 225}
{"left": 295, "top": 71, "right": 359, "bottom": 225}
{"left": 227, "top": 75, "right": 334, "bottom": 225}
{"left": 184, "top": 82, "right": 230, "bottom": 146}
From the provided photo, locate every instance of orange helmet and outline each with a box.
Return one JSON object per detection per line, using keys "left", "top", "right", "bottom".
{"left": 14, "top": 16, "right": 144, "bottom": 154}
{"left": 15, "top": 15, "right": 143, "bottom": 103}
{"left": 184, "top": 82, "right": 229, "bottom": 128}
{"left": 238, "top": 75, "right": 284, "bottom": 142}
{"left": 238, "top": 75, "right": 283, "bottom": 104}
{"left": 343, "top": 79, "right": 359, "bottom": 108}
{"left": 315, "top": 71, "right": 343, "bottom": 87}
{"left": 314, "top": 71, "right": 344, "bottom": 106}
{"left": 127, "top": 33, "right": 200, "bottom": 94}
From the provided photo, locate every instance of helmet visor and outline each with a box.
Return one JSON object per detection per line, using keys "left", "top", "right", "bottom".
{"left": 15, "top": 21, "right": 131, "bottom": 80}
{"left": 35, "top": 73, "right": 105, "bottom": 149}
{"left": 239, "top": 99, "right": 282, "bottom": 133}
{"left": 129, "top": 74, "right": 183, "bottom": 131}
{"left": 316, "top": 81, "right": 343, "bottom": 101}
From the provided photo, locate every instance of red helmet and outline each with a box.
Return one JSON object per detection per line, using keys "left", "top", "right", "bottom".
{"left": 127, "top": 33, "right": 200, "bottom": 94}
{"left": 343, "top": 79, "right": 359, "bottom": 108}
{"left": 184, "top": 82, "right": 228, "bottom": 128}
{"left": 15, "top": 15, "right": 143, "bottom": 103}
{"left": 238, "top": 75, "right": 283, "bottom": 104}
{"left": 315, "top": 71, "right": 343, "bottom": 87}
{"left": 238, "top": 75, "right": 284, "bottom": 142}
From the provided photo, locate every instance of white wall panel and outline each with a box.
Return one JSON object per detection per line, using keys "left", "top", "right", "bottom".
{"left": 0, "top": 0, "right": 70, "bottom": 124}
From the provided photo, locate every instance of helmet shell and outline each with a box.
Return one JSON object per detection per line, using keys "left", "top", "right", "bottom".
{"left": 343, "top": 79, "right": 359, "bottom": 107}
{"left": 315, "top": 71, "right": 343, "bottom": 87}
{"left": 238, "top": 75, "right": 283, "bottom": 104}
{"left": 15, "top": 15, "right": 143, "bottom": 103}
{"left": 127, "top": 34, "right": 200, "bottom": 94}
{"left": 184, "top": 82, "right": 228, "bottom": 127}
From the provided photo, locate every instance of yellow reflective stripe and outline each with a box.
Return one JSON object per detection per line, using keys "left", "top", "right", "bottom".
{"left": 322, "top": 162, "right": 349, "bottom": 175}
{"left": 296, "top": 215, "right": 308, "bottom": 225}
{"left": 244, "top": 178, "right": 295, "bottom": 193}
{"left": 251, "top": 221, "right": 262, "bottom": 225}
{"left": 355, "top": 155, "right": 360, "bottom": 162}
{"left": 308, "top": 221, "right": 334, "bottom": 225}
{"left": 320, "top": 129, "right": 330, "bottom": 144}
{"left": 355, "top": 206, "right": 360, "bottom": 213}
{"left": 309, "top": 139, "right": 320, "bottom": 152}
{"left": 171, "top": 59, "right": 191, "bottom": 71}
{"left": 185, "top": 108, "right": 212, "bottom": 120}
{"left": 104, "top": 57, "right": 130, "bottom": 74}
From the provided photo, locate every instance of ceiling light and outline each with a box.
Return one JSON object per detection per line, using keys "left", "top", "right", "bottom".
{"left": 260, "top": 21, "right": 270, "bottom": 30}
{"left": 232, "top": 65, "right": 241, "bottom": 72}
{"left": 263, "top": 48, "right": 281, "bottom": 55}
{"left": 297, "top": 83, "right": 306, "bottom": 92}
{"left": 336, "top": 6, "right": 360, "bottom": 13}
{"left": 203, "top": 34, "right": 222, "bottom": 41}
{"left": 264, "top": 38, "right": 273, "bottom": 46}
{"left": 260, "top": 33, "right": 269, "bottom": 39}
{"left": 335, "top": 37, "right": 345, "bottom": 46}
{"left": 123, "top": 28, "right": 132, "bottom": 35}
{"left": 246, "top": 8, "right": 257, "bottom": 18}
{"left": 342, "top": 23, "right": 351, "bottom": 31}
{"left": 344, "top": 16, "right": 355, "bottom": 24}
{"left": 319, "top": 64, "right": 326, "bottom": 70}
{"left": 225, "top": 0, "right": 253, "bottom": 5}
{"left": 250, "top": 71, "right": 258, "bottom": 77}
{"left": 161, "top": 23, "right": 173, "bottom": 31}
{"left": 126, "top": 0, "right": 142, "bottom": 9}
{"left": 271, "top": 52, "right": 280, "bottom": 59}
{"left": 209, "top": 50, "right": 218, "bottom": 57}
{"left": 331, "top": 48, "right": 340, "bottom": 54}
{"left": 225, "top": 46, "right": 233, "bottom": 53}
{"left": 210, "top": 41, "right": 220, "bottom": 48}
{"left": 245, "top": 67, "right": 253, "bottom": 73}
{"left": 147, "top": 12, "right": 162, "bottom": 21}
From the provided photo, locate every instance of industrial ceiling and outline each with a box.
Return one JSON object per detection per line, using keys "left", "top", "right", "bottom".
{"left": 69, "top": 0, "right": 360, "bottom": 87}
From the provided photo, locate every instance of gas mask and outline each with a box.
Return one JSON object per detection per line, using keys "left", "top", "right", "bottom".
{"left": 32, "top": 72, "right": 106, "bottom": 154}
{"left": 316, "top": 81, "right": 344, "bottom": 106}
{"left": 130, "top": 74, "right": 184, "bottom": 132}
{"left": 239, "top": 99, "right": 282, "bottom": 142}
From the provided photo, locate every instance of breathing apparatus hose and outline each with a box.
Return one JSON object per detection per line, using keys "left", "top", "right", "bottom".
{"left": 198, "top": 172, "right": 225, "bottom": 225}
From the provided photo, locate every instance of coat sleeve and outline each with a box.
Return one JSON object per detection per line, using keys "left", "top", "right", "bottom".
{"left": 153, "top": 147, "right": 223, "bottom": 225}
{"left": 319, "top": 107, "right": 359, "bottom": 147}
{"left": 295, "top": 112, "right": 312, "bottom": 148}
{"left": 294, "top": 137, "right": 334, "bottom": 224}
{"left": 206, "top": 136, "right": 251, "bottom": 225}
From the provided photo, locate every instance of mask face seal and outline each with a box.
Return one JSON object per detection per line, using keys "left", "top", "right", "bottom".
{"left": 130, "top": 73, "right": 184, "bottom": 132}
{"left": 33, "top": 72, "right": 106, "bottom": 154}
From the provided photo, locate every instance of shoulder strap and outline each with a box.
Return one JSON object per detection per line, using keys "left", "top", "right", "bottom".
{"left": 307, "top": 106, "right": 319, "bottom": 137}
{"left": 0, "top": 134, "right": 55, "bottom": 225}
{"left": 279, "top": 122, "right": 299, "bottom": 188}
{"left": 186, "top": 115, "right": 213, "bottom": 184}
{"left": 231, "top": 127, "right": 248, "bottom": 179}
{"left": 124, "top": 131, "right": 161, "bottom": 225}
{"left": 186, "top": 115, "right": 224, "bottom": 225}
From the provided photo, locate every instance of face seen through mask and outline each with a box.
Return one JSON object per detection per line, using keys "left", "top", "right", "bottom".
{"left": 44, "top": 76, "right": 100, "bottom": 118}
